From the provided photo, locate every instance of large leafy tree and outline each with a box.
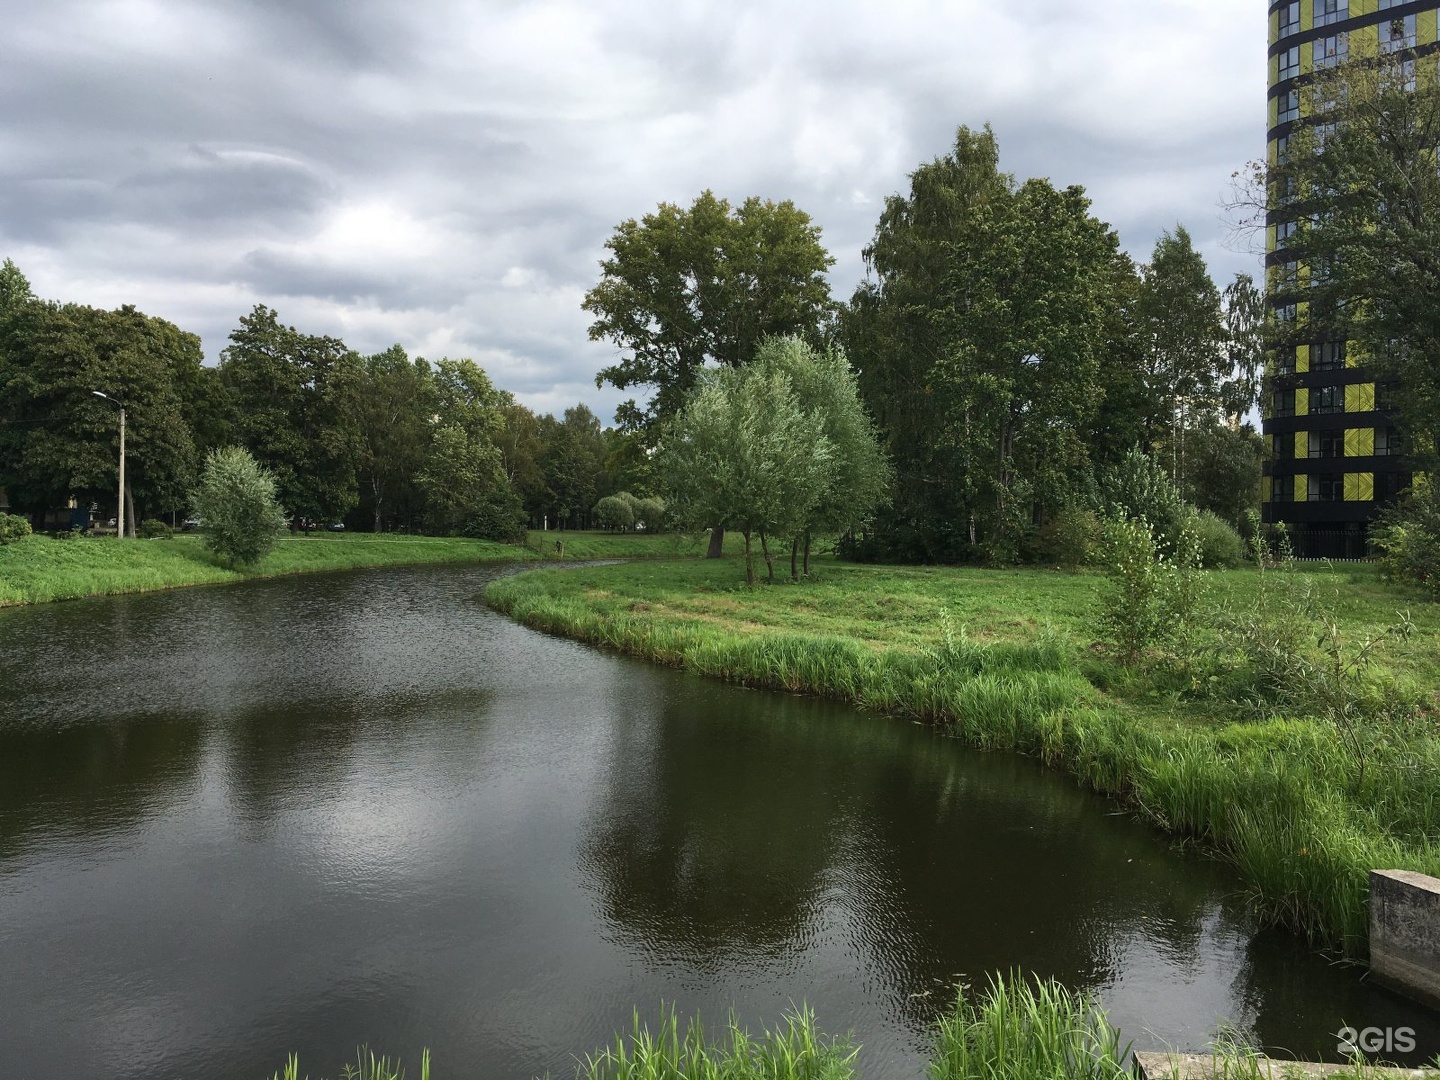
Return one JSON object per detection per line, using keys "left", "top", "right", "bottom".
{"left": 418, "top": 356, "right": 525, "bottom": 538}
{"left": 1264, "top": 49, "right": 1440, "bottom": 469}
{"left": 219, "top": 306, "right": 362, "bottom": 525}
{"left": 537, "top": 404, "right": 610, "bottom": 529}
{"left": 1135, "top": 226, "right": 1227, "bottom": 498}
{"left": 845, "top": 125, "right": 1127, "bottom": 562}
{"left": 0, "top": 297, "right": 199, "bottom": 526}
{"left": 584, "top": 190, "right": 836, "bottom": 436}
{"left": 355, "top": 345, "right": 436, "bottom": 532}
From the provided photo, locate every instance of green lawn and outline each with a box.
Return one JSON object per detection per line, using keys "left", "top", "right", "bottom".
{"left": 0, "top": 529, "right": 715, "bottom": 607}
{"left": 485, "top": 554, "right": 1440, "bottom": 953}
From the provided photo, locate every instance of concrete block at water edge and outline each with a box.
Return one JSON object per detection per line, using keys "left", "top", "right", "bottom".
{"left": 1371, "top": 869, "right": 1440, "bottom": 1008}
{"left": 1134, "top": 1053, "right": 1433, "bottom": 1080}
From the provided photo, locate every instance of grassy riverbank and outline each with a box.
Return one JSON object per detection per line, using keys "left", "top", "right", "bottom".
{"left": 0, "top": 529, "right": 713, "bottom": 607}
{"left": 486, "top": 556, "right": 1440, "bottom": 953}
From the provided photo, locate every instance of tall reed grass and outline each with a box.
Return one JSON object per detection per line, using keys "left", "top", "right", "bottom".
{"left": 268, "top": 1045, "right": 430, "bottom": 1080}
{"left": 928, "top": 974, "right": 1130, "bottom": 1080}
{"left": 574, "top": 1005, "right": 857, "bottom": 1080}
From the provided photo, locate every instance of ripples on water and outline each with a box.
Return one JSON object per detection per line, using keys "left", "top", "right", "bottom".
{"left": 0, "top": 565, "right": 1435, "bottom": 1079}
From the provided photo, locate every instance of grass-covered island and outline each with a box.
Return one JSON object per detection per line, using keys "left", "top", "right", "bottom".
{"left": 487, "top": 554, "right": 1440, "bottom": 954}
{"left": 0, "top": 529, "right": 710, "bottom": 607}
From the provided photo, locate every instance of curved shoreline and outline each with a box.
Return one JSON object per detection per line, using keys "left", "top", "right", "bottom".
{"left": 484, "top": 557, "right": 1440, "bottom": 956}
{"left": 0, "top": 530, "right": 708, "bottom": 607}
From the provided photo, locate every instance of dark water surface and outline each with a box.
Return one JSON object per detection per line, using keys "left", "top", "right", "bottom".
{"left": 1, "top": 564, "right": 1436, "bottom": 1079}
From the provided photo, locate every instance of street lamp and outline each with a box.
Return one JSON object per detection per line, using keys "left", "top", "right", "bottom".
{"left": 92, "top": 391, "right": 126, "bottom": 538}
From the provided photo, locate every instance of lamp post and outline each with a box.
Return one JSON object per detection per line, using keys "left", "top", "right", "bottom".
{"left": 92, "top": 391, "right": 125, "bottom": 538}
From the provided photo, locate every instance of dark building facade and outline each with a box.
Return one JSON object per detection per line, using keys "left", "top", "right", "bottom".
{"left": 1262, "top": 0, "right": 1439, "bottom": 557}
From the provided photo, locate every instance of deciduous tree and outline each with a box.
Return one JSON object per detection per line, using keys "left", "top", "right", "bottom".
{"left": 220, "top": 306, "right": 361, "bottom": 526}
{"left": 193, "top": 446, "right": 287, "bottom": 567}
{"left": 845, "top": 125, "right": 1125, "bottom": 562}
{"left": 659, "top": 364, "right": 830, "bottom": 585}
{"left": 585, "top": 191, "right": 835, "bottom": 435}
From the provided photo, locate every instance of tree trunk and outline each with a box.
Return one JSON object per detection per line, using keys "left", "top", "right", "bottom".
{"left": 707, "top": 526, "right": 725, "bottom": 559}
{"left": 372, "top": 477, "right": 384, "bottom": 534}
{"left": 760, "top": 531, "right": 774, "bottom": 582}
{"left": 790, "top": 538, "right": 799, "bottom": 582}
{"left": 803, "top": 532, "right": 812, "bottom": 576}
{"left": 742, "top": 530, "right": 755, "bottom": 585}
{"left": 124, "top": 487, "right": 137, "bottom": 538}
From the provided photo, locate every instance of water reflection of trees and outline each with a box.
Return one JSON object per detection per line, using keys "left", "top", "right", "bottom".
{"left": 221, "top": 688, "right": 496, "bottom": 821}
{"left": 0, "top": 711, "right": 205, "bottom": 859}
{"left": 579, "top": 684, "right": 1232, "bottom": 1030}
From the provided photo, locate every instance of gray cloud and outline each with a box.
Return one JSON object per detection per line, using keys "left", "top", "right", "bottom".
{"left": 0, "top": 0, "right": 1265, "bottom": 421}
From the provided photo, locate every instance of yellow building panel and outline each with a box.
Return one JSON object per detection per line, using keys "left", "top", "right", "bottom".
{"left": 1270, "top": 9, "right": 1278, "bottom": 47}
{"left": 1262, "top": 476, "right": 1273, "bottom": 503}
{"left": 1344, "top": 427, "right": 1374, "bottom": 457}
{"left": 1345, "top": 473, "right": 1374, "bottom": 502}
{"left": 1296, "top": 344, "right": 1310, "bottom": 373}
{"left": 1297, "top": 388, "right": 1309, "bottom": 417}
{"left": 1346, "top": 383, "right": 1376, "bottom": 413}
{"left": 1295, "top": 473, "right": 1308, "bottom": 499}
{"left": 1352, "top": 0, "right": 1376, "bottom": 16}
{"left": 1266, "top": 223, "right": 1276, "bottom": 253}
{"left": 1294, "top": 431, "right": 1307, "bottom": 460}
{"left": 1269, "top": 95, "right": 1278, "bottom": 128}
{"left": 1421, "top": 10, "right": 1438, "bottom": 46}
{"left": 1300, "top": 4, "right": 1311, "bottom": 31}
{"left": 1351, "top": 23, "right": 1378, "bottom": 52}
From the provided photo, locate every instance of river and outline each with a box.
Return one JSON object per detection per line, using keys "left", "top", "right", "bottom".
{"left": 0, "top": 563, "right": 1435, "bottom": 1079}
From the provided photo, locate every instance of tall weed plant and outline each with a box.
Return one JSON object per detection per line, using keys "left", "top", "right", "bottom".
{"left": 1095, "top": 514, "right": 1205, "bottom": 662}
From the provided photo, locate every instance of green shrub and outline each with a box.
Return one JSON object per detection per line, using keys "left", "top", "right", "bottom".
{"left": 1096, "top": 514, "right": 1204, "bottom": 662}
{"left": 138, "top": 518, "right": 174, "bottom": 540}
{"left": 594, "top": 494, "right": 637, "bottom": 532}
{"left": 1034, "top": 508, "right": 1101, "bottom": 568}
{"left": 636, "top": 496, "right": 667, "bottom": 532}
{"left": 192, "top": 446, "right": 287, "bottom": 567}
{"left": 462, "top": 485, "right": 528, "bottom": 545}
{"left": 1098, "top": 449, "right": 1186, "bottom": 553}
{"left": 1372, "top": 485, "right": 1440, "bottom": 597}
{"left": 1191, "top": 510, "right": 1245, "bottom": 568}
{"left": 0, "top": 513, "right": 31, "bottom": 544}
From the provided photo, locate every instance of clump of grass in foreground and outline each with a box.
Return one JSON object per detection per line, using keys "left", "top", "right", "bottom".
{"left": 263, "top": 978, "right": 1429, "bottom": 1080}
{"left": 928, "top": 975, "right": 1130, "bottom": 1080}
{"left": 574, "top": 1004, "right": 857, "bottom": 1080}
{"left": 269, "top": 1045, "right": 430, "bottom": 1080}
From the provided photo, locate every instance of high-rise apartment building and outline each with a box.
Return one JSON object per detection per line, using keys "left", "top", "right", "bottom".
{"left": 1262, "top": 1, "right": 1440, "bottom": 557}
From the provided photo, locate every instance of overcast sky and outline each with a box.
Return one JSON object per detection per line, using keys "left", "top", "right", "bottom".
{"left": 1, "top": 0, "right": 1266, "bottom": 422}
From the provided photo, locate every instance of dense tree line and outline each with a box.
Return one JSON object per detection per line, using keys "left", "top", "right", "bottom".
{"left": 590, "top": 128, "right": 1265, "bottom": 567}
{"left": 3, "top": 121, "right": 1278, "bottom": 561}
{"left": 0, "top": 263, "right": 628, "bottom": 537}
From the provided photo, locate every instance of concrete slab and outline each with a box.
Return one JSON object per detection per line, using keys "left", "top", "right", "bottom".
{"left": 1134, "top": 1052, "right": 1434, "bottom": 1080}
{"left": 1371, "top": 870, "right": 1440, "bottom": 1010}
